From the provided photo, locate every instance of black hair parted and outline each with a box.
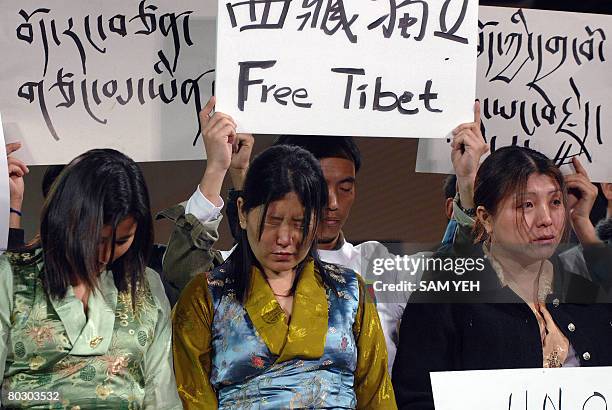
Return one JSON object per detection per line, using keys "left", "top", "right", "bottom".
{"left": 227, "top": 144, "right": 337, "bottom": 303}
{"left": 273, "top": 135, "right": 362, "bottom": 173}
{"left": 40, "top": 149, "right": 153, "bottom": 302}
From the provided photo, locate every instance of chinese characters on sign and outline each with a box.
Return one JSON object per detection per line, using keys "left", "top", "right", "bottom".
{"left": 215, "top": 0, "right": 478, "bottom": 139}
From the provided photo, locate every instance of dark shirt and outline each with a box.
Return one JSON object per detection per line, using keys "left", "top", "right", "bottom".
{"left": 392, "top": 245, "right": 612, "bottom": 410}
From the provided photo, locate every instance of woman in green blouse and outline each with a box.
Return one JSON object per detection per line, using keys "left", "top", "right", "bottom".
{"left": 0, "top": 149, "right": 182, "bottom": 409}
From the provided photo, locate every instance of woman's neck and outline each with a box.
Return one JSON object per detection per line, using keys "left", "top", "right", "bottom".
{"left": 71, "top": 282, "right": 91, "bottom": 315}
{"left": 262, "top": 269, "right": 296, "bottom": 317}
{"left": 488, "top": 245, "right": 552, "bottom": 303}
{"left": 489, "top": 245, "right": 543, "bottom": 276}
{"left": 264, "top": 269, "right": 296, "bottom": 291}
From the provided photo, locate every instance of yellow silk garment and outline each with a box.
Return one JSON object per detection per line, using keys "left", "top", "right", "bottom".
{"left": 172, "top": 260, "right": 396, "bottom": 409}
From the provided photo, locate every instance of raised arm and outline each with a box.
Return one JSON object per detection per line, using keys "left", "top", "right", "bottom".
{"left": 565, "top": 161, "right": 612, "bottom": 292}
{"left": 161, "top": 97, "right": 253, "bottom": 291}
{"left": 447, "top": 101, "right": 489, "bottom": 253}
{"left": 450, "top": 101, "right": 489, "bottom": 213}
{"left": 565, "top": 157, "right": 601, "bottom": 246}
{"left": 7, "top": 142, "right": 29, "bottom": 250}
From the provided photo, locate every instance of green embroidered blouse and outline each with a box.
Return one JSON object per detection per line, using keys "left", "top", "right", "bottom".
{"left": 0, "top": 248, "right": 182, "bottom": 409}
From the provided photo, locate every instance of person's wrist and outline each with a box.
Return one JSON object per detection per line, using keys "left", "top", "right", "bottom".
{"left": 202, "top": 167, "right": 226, "bottom": 186}
{"left": 205, "top": 161, "right": 229, "bottom": 175}
{"left": 229, "top": 168, "right": 247, "bottom": 189}
{"left": 9, "top": 200, "right": 23, "bottom": 210}
{"left": 229, "top": 166, "right": 247, "bottom": 174}
{"left": 573, "top": 221, "right": 599, "bottom": 245}
{"left": 570, "top": 208, "right": 593, "bottom": 222}
{"left": 571, "top": 213, "right": 597, "bottom": 241}
{"left": 457, "top": 176, "right": 475, "bottom": 209}
{"left": 200, "top": 167, "right": 226, "bottom": 206}
{"left": 456, "top": 174, "right": 475, "bottom": 186}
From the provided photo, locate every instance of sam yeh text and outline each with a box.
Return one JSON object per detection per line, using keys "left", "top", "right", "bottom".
{"left": 374, "top": 280, "right": 480, "bottom": 293}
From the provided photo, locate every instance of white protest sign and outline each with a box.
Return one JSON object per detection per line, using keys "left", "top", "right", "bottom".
{"left": 0, "top": 114, "right": 9, "bottom": 253}
{"left": 0, "top": 0, "right": 218, "bottom": 165}
{"left": 431, "top": 367, "right": 612, "bottom": 410}
{"left": 216, "top": 0, "right": 478, "bottom": 138}
{"left": 416, "top": 6, "right": 612, "bottom": 182}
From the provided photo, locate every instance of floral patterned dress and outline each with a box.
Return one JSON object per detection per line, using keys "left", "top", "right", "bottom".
{"left": 0, "top": 248, "right": 183, "bottom": 409}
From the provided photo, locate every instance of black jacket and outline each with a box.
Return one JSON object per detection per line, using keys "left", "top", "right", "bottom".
{"left": 392, "top": 247, "right": 612, "bottom": 410}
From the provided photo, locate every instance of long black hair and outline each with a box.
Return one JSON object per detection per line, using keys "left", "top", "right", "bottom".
{"left": 227, "top": 144, "right": 335, "bottom": 303}
{"left": 40, "top": 149, "right": 153, "bottom": 301}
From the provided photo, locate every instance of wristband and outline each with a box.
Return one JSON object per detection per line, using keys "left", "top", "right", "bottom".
{"left": 460, "top": 205, "right": 476, "bottom": 218}
{"left": 10, "top": 208, "right": 22, "bottom": 216}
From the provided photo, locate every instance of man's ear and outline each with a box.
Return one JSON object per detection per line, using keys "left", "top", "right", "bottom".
{"left": 237, "top": 197, "right": 246, "bottom": 229}
{"left": 445, "top": 197, "right": 454, "bottom": 220}
{"left": 476, "top": 206, "right": 492, "bottom": 235}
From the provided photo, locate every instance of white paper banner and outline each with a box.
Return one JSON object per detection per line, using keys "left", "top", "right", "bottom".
{"left": 216, "top": 0, "right": 478, "bottom": 139}
{"left": 0, "top": 0, "right": 218, "bottom": 165}
{"left": 0, "top": 115, "right": 9, "bottom": 253}
{"left": 431, "top": 367, "right": 612, "bottom": 410}
{"left": 416, "top": 6, "right": 612, "bottom": 182}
